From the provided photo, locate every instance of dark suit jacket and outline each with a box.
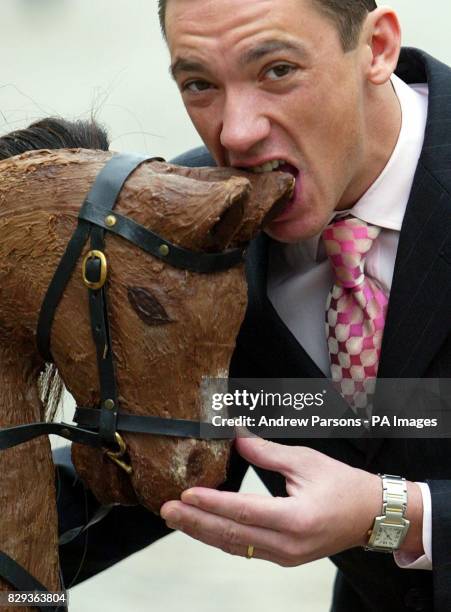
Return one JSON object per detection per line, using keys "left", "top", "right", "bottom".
{"left": 57, "top": 48, "right": 451, "bottom": 612}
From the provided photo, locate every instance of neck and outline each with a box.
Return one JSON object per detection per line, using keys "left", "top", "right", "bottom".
{"left": 0, "top": 345, "right": 61, "bottom": 596}
{"left": 338, "top": 79, "right": 402, "bottom": 209}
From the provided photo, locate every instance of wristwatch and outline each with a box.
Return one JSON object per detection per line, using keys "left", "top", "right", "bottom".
{"left": 365, "top": 474, "right": 410, "bottom": 553}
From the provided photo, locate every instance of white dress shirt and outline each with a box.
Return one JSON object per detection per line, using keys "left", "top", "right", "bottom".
{"left": 267, "top": 74, "right": 432, "bottom": 570}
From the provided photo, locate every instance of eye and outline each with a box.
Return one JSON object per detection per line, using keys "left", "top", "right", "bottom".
{"left": 265, "top": 63, "right": 297, "bottom": 81}
{"left": 182, "top": 79, "right": 214, "bottom": 93}
{"left": 128, "top": 287, "right": 173, "bottom": 326}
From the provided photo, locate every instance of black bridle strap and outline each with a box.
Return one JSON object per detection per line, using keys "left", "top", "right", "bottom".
{"left": 36, "top": 220, "right": 91, "bottom": 363}
{"left": 83, "top": 153, "right": 160, "bottom": 212}
{"left": 74, "top": 407, "right": 235, "bottom": 439}
{"left": 0, "top": 422, "right": 102, "bottom": 450}
{"left": 0, "top": 551, "right": 66, "bottom": 612}
{"left": 79, "top": 201, "right": 246, "bottom": 274}
{"left": 36, "top": 153, "right": 160, "bottom": 364}
{"left": 58, "top": 503, "right": 116, "bottom": 547}
{"left": 0, "top": 410, "right": 234, "bottom": 451}
{"left": 86, "top": 224, "right": 120, "bottom": 448}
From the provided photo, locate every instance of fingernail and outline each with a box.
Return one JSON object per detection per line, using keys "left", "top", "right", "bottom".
{"left": 163, "top": 510, "right": 180, "bottom": 523}
{"left": 182, "top": 491, "right": 199, "bottom": 505}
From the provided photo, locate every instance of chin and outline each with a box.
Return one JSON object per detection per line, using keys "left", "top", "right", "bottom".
{"left": 265, "top": 188, "right": 329, "bottom": 242}
{"left": 265, "top": 215, "right": 320, "bottom": 243}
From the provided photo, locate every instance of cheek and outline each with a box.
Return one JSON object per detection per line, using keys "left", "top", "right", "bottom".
{"left": 298, "top": 87, "right": 362, "bottom": 181}
{"left": 186, "top": 104, "right": 220, "bottom": 144}
{"left": 325, "top": 75, "right": 363, "bottom": 154}
{"left": 296, "top": 66, "right": 361, "bottom": 142}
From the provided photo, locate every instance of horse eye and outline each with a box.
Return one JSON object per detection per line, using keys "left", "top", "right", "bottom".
{"left": 127, "top": 287, "right": 173, "bottom": 326}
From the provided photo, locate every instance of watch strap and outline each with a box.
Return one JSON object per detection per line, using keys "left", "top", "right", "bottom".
{"left": 365, "top": 474, "right": 410, "bottom": 553}
{"left": 381, "top": 474, "right": 408, "bottom": 521}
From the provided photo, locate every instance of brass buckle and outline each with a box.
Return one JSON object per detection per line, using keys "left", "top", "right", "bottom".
{"left": 105, "top": 432, "right": 133, "bottom": 474}
{"left": 82, "top": 250, "right": 107, "bottom": 290}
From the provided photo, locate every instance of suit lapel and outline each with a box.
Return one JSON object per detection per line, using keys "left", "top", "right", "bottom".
{"left": 244, "top": 234, "right": 327, "bottom": 378}
{"left": 377, "top": 166, "right": 451, "bottom": 380}
{"left": 240, "top": 234, "right": 324, "bottom": 378}
{"left": 368, "top": 49, "right": 451, "bottom": 463}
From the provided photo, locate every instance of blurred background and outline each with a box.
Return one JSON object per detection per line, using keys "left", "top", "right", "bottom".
{"left": 2, "top": 1, "right": 449, "bottom": 610}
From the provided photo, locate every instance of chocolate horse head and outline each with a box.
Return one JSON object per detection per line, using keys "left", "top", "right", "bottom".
{"left": 0, "top": 145, "right": 293, "bottom": 514}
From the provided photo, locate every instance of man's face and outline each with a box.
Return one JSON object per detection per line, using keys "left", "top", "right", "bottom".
{"left": 166, "top": 0, "right": 370, "bottom": 242}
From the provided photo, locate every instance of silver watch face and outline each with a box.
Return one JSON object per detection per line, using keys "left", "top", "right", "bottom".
{"left": 373, "top": 524, "right": 404, "bottom": 548}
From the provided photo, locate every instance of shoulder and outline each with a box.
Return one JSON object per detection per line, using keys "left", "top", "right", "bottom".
{"left": 170, "top": 146, "right": 215, "bottom": 168}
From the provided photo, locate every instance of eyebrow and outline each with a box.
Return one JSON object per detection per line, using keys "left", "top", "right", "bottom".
{"left": 240, "top": 39, "right": 310, "bottom": 66}
{"left": 170, "top": 39, "right": 309, "bottom": 81}
{"left": 170, "top": 59, "right": 207, "bottom": 81}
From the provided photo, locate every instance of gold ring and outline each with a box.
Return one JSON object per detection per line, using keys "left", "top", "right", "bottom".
{"left": 246, "top": 544, "right": 254, "bottom": 559}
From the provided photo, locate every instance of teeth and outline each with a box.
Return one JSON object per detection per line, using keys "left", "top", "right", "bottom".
{"left": 249, "top": 159, "right": 286, "bottom": 173}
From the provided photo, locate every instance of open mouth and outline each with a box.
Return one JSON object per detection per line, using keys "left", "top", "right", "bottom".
{"left": 278, "top": 162, "right": 299, "bottom": 190}
{"left": 272, "top": 163, "right": 300, "bottom": 219}
{"left": 233, "top": 159, "right": 301, "bottom": 224}
{"left": 238, "top": 160, "right": 299, "bottom": 193}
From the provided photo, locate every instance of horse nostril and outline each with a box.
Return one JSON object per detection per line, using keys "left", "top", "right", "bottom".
{"left": 186, "top": 447, "right": 204, "bottom": 479}
{"left": 127, "top": 286, "right": 173, "bottom": 326}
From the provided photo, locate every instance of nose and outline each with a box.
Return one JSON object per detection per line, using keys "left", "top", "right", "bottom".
{"left": 220, "top": 92, "right": 271, "bottom": 155}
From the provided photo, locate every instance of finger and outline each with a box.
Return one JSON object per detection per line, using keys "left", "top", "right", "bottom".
{"left": 163, "top": 500, "right": 292, "bottom": 552}
{"left": 180, "top": 488, "right": 297, "bottom": 532}
{"left": 234, "top": 435, "right": 299, "bottom": 476}
{"left": 164, "top": 503, "right": 299, "bottom": 566}
{"left": 183, "top": 530, "right": 298, "bottom": 567}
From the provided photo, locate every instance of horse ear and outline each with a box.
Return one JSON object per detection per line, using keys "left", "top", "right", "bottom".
{"left": 216, "top": 171, "right": 295, "bottom": 247}
{"left": 117, "top": 171, "right": 251, "bottom": 252}
{"left": 148, "top": 161, "right": 295, "bottom": 250}
{"left": 195, "top": 172, "right": 294, "bottom": 251}
{"left": 200, "top": 177, "right": 250, "bottom": 251}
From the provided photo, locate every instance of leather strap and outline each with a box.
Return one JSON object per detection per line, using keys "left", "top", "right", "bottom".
{"left": 0, "top": 409, "right": 234, "bottom": 452}
{"left": 0, "top": 550, "right": 67, "bottom": 612}
{"left": 0, "top": 422, "right": 102, "bottom": 450}
{"left": 79, "top": 201, "right": 246, "bottom": 274}
{"left": 78, "top": 152, "right": 245, "bottom": 274}
{"left": 74, "top": 407, "right": 234, "bottom": 439}
{"left": 58, "top": 503, "right": 115, "bottom": 546}
{"left": 83, "top": 153, "right": 160, "bottom": 211}
{"left": 36, "top": 220, "right": 91, "bottom": 363}
{"left": 36, "top": 154, "right": 158, "bottom": 363}
{"left": 86, "top": 225, "right": 119, "bottom": 448}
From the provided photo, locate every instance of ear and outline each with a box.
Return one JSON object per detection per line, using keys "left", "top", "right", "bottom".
{"left": 362, "top": 8, "right": 401, "bottom": 86}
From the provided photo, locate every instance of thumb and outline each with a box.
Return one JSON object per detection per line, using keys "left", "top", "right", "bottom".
{"left": 235, "top": 434, "right": 297, "bottom": 476}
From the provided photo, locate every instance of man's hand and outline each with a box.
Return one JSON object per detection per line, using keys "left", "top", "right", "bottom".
{"left": 160, "top": 436, "right": 392, "bottom": 566}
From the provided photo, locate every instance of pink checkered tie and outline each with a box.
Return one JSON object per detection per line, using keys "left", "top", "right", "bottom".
{"left": 322, "top": 217, "right": 388, "bottom": 414}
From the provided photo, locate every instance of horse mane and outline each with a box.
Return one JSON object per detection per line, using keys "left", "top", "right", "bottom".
{"left": 0, "top": 117, "right": 110, "bottom": 421}
{"left": 0, "top": 117, "right": 109, "bottom": 159}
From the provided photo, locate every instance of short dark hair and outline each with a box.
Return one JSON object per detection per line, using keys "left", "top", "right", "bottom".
{"left": 157, "top": 0, "right": 377, "bottom": 51}
{"left": 312, "top": 0, "right": 377, "bottom": 50}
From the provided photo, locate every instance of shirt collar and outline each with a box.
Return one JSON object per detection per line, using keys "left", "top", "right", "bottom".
{"left": 349, "top": 74, "right": 428, "bottom": 231}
